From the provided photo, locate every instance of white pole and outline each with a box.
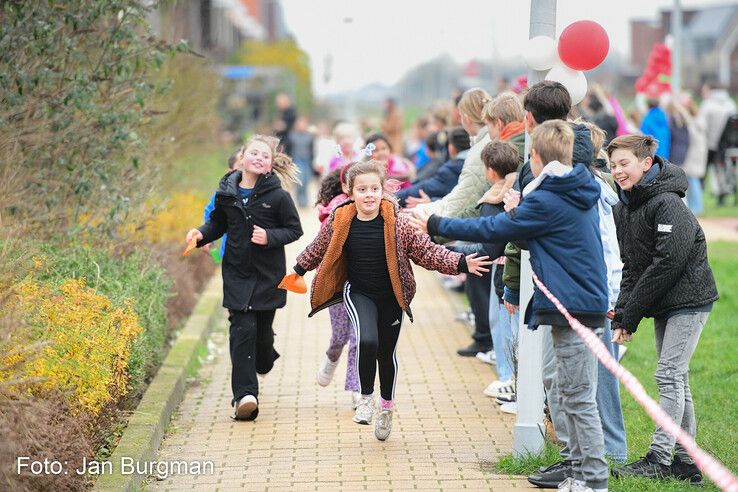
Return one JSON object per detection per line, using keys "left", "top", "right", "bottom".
{"left": 513, "top": 0, "right": 556, "bottom": 459}
{"left": 672, "top": 0, "right": 683, "bottom": 95}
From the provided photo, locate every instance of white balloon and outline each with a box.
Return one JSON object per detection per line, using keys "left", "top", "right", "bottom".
{"left": 545, "top": 64, "right": 588, "bottom": 105}
{"left": 523, "top": 36, "right": 558, "bottom": 71}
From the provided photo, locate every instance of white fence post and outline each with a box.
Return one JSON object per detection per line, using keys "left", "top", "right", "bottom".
{"left": 513, "top": 0, "right": 557, "bottom": 458}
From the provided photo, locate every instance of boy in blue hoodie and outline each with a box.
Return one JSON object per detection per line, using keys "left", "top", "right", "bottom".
{"left": 410, "top": 120, "right": 609, "bottom": 492}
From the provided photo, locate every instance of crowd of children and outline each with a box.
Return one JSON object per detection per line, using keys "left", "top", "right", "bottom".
{"left": 186, "top": 80, "right": 720, "bottom": 492}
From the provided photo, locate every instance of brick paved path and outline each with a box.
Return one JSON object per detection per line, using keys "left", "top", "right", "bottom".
{"left": 150, "top": 211, "right": 530, "bottom": 491}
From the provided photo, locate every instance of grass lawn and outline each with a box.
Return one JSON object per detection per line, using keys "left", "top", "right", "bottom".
{"left": 496, "top": 241, "right": 738, "bottom": 491}
{"left": 701, "top": 176, "right": 738, "bottom": 218}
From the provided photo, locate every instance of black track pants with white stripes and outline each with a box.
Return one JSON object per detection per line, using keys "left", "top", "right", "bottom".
{"left": 343, "top": 282, "right": 404, "bottom": 401}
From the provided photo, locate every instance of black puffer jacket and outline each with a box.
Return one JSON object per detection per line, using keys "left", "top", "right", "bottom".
{"left": 198, "top": 170, "right": 303, "bottom": 311}
{"left": 613, "top": 158, "right": 718, "bottom": 333}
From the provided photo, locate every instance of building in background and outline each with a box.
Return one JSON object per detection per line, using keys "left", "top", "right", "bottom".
{"left": 630, "top": 4, "right": 738, "bottom": 91}
{"left": 148, "top": 0, "right": 289, "bottom": 61}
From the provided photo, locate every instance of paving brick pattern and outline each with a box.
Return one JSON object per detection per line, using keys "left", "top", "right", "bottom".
{"left": 150, "top": 211, "right": 530, "bottom": 491}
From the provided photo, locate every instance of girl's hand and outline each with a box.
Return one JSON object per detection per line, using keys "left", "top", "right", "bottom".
{"left": 465, "top": 253, "right": 492, "bottom": 277}
{"left": 504, "top": 300, "right": 519, "bottom": 315}
{"left": 503, "top": 189, "right": 521, "bottom": 211}
{"left": 405, "top": 189, "right": 431, "bottom": 208}
{"left": 185, "top": 229, "right": 203, "bottom": 244}
{"left": 251, "top": 225, "right": 268, "bottom": 245}
{"left": 611, "top": 327, "right": 632, "bottom": 344}
{"left": 408, "top": 209, "right": 431, "bottom": 235}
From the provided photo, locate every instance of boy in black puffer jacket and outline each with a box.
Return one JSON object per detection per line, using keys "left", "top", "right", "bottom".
{"left": 608, "top": 135, "right": 718, "bottom": 486}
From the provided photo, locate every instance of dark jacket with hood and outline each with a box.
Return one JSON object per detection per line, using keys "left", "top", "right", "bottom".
{"left": 613, "top": 158, "right": 718, "bottom": 333}
{"left": 396, "top": 155, "right": 465, "bottom": 207}
{"left": 503, "top": 123, "right": 595, "bottom": 304}
{"left": 428, "top": 163, "right": 608, "bottom": 328}
{"left": 197, "top": 170, "right": 303, "bottom": 311}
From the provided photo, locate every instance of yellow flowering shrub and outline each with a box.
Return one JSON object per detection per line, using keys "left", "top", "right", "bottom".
{"left": 142, "top": 191, "right": 208, "bottom": 244}
{"left": 5, "top": 278, "right": 142, "bottom": 414}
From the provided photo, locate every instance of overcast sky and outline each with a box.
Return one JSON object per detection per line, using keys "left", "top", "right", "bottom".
{"left": 280, "top": 0, "right": 723, "bottom": 97}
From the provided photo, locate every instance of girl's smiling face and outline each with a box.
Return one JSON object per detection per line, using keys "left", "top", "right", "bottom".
{"left": 241, "top": 141, "right": 273, "bottom": 175}
{"left": 350, "top": 172, "right": 383, "bottom": 219}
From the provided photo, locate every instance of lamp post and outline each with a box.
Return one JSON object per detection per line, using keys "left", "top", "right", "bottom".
{"left": 512, "top": 0, "right": 556, "bottom": 459}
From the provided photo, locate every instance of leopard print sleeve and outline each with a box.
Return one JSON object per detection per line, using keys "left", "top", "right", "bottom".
{"left": 397, "top": 215, "right": 462, "bottom": 275}
{"left": 296, "top": 220, "right": 333, "bottom": 272}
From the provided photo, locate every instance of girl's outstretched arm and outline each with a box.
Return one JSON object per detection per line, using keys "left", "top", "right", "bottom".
{"left": 294, "top": 218, "right": 333, "bottom": 274}
{"left": 197, "top": 204, "right": 227, "bottom": 245}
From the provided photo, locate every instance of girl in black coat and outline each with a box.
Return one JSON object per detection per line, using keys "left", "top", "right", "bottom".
{"left": 186, "top": 135, "right": 303, "bottom": 421}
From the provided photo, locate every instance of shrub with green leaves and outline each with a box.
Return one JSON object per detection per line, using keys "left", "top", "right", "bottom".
{"left": 0, "top": 1, "right": 188, "bottom": 236}
{"left": 30, "top": 242, "right": 171, "bottom": 398}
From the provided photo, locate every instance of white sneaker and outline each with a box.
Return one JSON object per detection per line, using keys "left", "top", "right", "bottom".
{"left": 500, "top": 401, "right": 517, "bottom": 415}
{"left": 351, "top": 391, "right": 361, "bottom": 409}
{"left": 374, "top": 408, "right": 393, "bottom": 441}
{"left": 352, "top": 395, "right": 375, "bottom": 425}
{"left": 233, "top": 395, "right": 258, "bottom": 420}
{"left": 617, "top": 345, "right": 627, "bottom": 362}
{"left": 558, "top": 478, "right": 596, "bottom": 492}
{"left": 476, "top": 350, "right": 496, "bottom": 365}
{"left": 317, "top": 356, "right": 339, "bottom": 386}
{"left": 483, "top": 378, "right": 515, "bottom": 398}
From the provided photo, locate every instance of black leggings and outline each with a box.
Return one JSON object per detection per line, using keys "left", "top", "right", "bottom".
{"left": 228, "top": 309, "right": 279, "bottom": 405}
{"left": 343, "top": 282, "right": 404, "bottom": 401}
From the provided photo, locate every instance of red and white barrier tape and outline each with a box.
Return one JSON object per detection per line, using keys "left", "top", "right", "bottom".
{"left": 531, "top": 273, "right": 738, "bottom": 492}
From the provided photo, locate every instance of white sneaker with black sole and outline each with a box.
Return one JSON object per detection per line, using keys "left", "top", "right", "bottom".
{"left": 352, "top": 395, "right": 375, "bottom": 425}
{"left": 233, "top": 395, "right": 258, "bottom": 420}
{"left": 483, "top": 378, "right": 515, "bottom": 398}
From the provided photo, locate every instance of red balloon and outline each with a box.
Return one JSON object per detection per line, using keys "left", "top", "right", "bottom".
{"left": 558, "top": 20, "right": 610, "bottom": 71}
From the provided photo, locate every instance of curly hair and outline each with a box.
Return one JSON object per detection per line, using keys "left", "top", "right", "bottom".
{"left": 315, "top": 168, "right": 343, "bottom": 206}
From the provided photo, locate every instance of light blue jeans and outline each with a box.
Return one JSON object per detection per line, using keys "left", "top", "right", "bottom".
{"left": 488, "top": 266, "right": 515, "bottom": 382}
{"left": 687, "top": 176, "right": 704, "bottom": 215}
{"left": 597, "top": 320, "right": 628, "bottom": 462}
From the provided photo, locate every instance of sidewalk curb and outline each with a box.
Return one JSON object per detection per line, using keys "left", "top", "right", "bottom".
{"left": 93, "top": 274, "right": 223, "bottom": 492}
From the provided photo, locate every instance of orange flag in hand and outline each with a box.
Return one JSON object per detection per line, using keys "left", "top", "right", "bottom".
{"left": 278, "top": 273, "right": 307, "bottom": 294}
{"left": 182, "top": 237, "right": 198, "bottom": 257}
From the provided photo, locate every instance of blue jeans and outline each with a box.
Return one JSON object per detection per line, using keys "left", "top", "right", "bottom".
{"left": 687, "top": 176, "right": 704, "bottom": 215}
{"left": 294, "top": 157, "right": 311, "bottom": 207}
{"left": 488, "top": 268, "right": 515, "bottom": 381}
{"left": 596, "top": 320, "right": 627, "bottom": 462}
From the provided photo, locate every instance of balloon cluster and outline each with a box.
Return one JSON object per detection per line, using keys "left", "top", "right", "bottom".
{"left": 634, "top": 43, "right": 671, "bottom": 98}
{"left": 522, "top": 20, "right": 609, "bottom": 105}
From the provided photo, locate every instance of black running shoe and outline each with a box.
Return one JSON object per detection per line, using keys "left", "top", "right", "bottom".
{"left": 612, "top": 451, "right": 670, "bottom": 479}
{"left": 528, "top": 460, "right": 573, "bottom": 488}
{"left": 670, "top": 455, "right": 704, "bottom": 486}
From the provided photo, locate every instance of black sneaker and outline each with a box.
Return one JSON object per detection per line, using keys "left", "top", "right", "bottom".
{"left": 612, "top": 451, "right": 670, "bottom": 479}
{"left": 528, "top": 460, "right": 573, "bottom": 488}
{"left": 457, "top": 341, "right": 492, "bottom": 357}
{"left": 670, "top": 455, "right": 704, "bottom": 486}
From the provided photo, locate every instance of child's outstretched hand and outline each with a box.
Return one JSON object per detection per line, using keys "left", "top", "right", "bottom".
{"left": 183, "top": 229, "right": 203, "bottom": 256}
{"left": 405, "top": 189, "right": 431, "bottom": 209}
{"left": 278, "top": 273, "right": 307, "bottom": 294}
{"left": 409, "top": 209, "right": 432, "bottom": 235}
{"left": 465, "top": 253, "right": 492, "bottom": 276}
{"left": 503, "top": 189, "right": 521, "bottom": 211}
